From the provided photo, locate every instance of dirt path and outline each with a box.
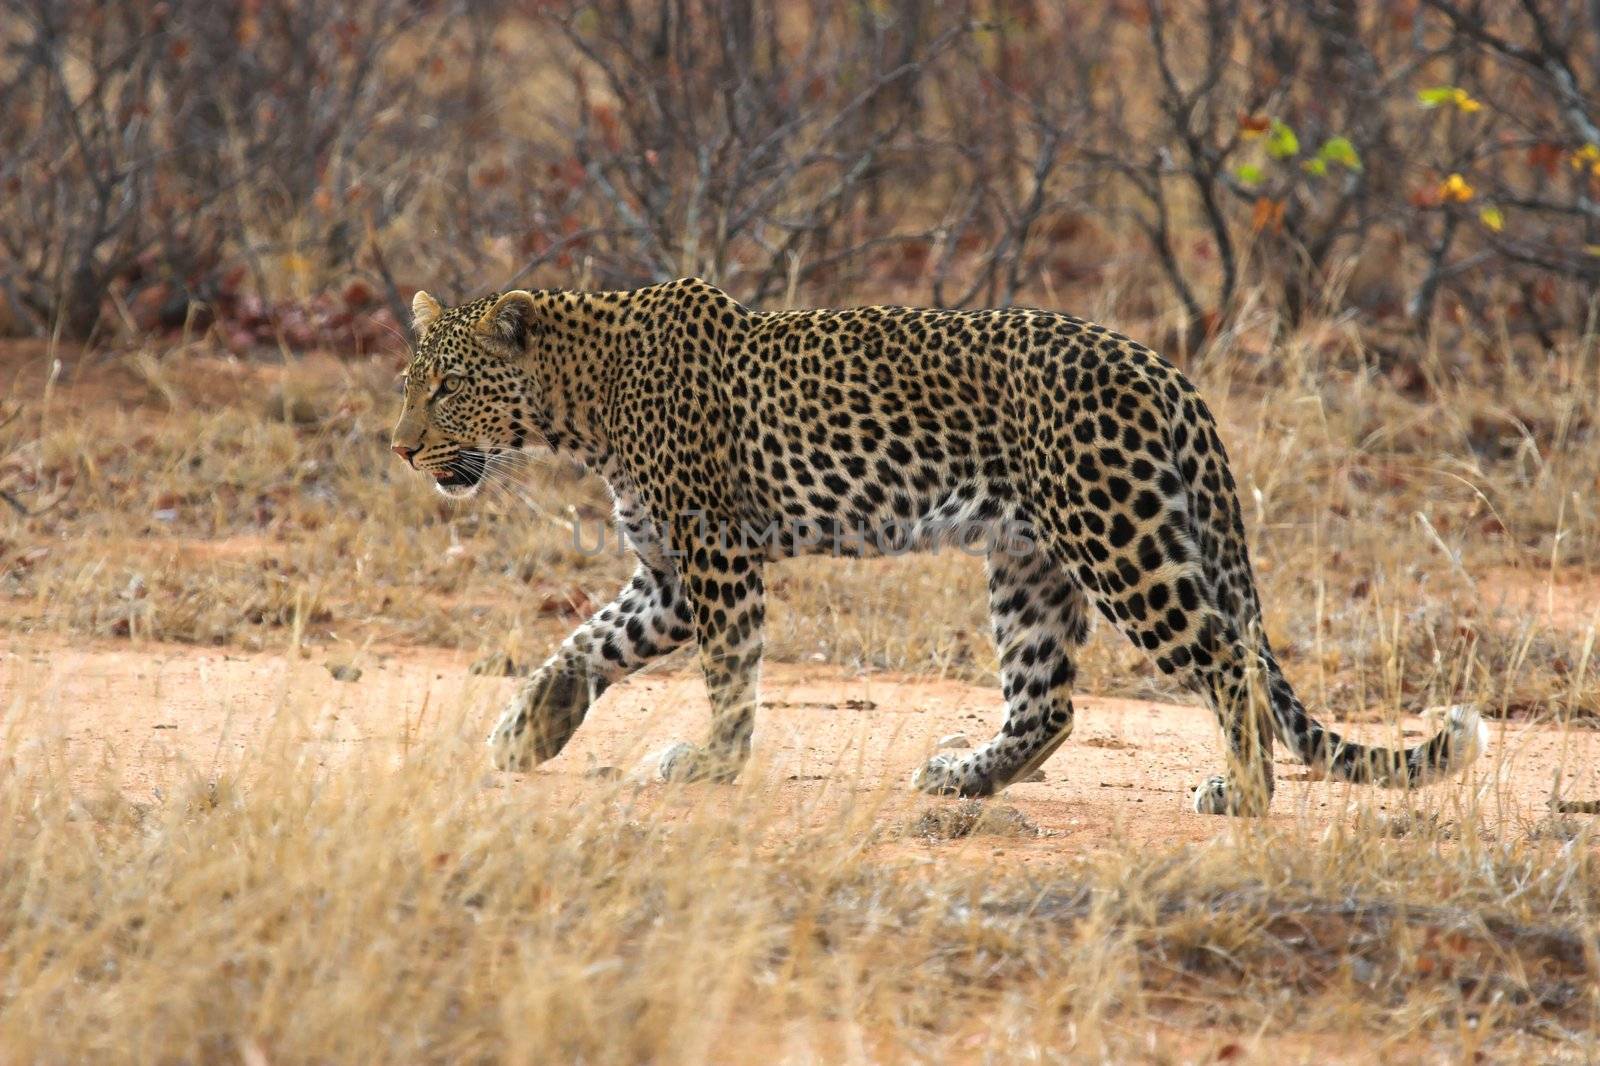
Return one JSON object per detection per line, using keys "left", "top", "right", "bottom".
{"left": 7, "top": 636, "right": 1597, "bottom": 854}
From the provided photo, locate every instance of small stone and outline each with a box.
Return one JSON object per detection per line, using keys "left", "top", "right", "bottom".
{"left": 1021, "top": 769, "right": 1046, "bottom": 783}
{"left": 1349, "top": 958, "right": 1378, "bottom": 987}
{"left": 327, "top": 663, "right": 362, "bottom": 682}
{"left": 906, "top": 800, "right": 1040, "bottom": 840}
{"left": 936, "top": 733, "right": 971, "bottom": 749}
{"left": 584, "top": 765, "right": 622, "bottom": 782}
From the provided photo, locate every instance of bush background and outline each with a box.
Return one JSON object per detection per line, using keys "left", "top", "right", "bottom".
{"left": 5, "top": 0, "right": 1598, "bottom": 355}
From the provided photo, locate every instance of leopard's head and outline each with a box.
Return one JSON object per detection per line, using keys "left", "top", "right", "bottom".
{"left": 390, "top": 289, "right": 554, "bottom": 499}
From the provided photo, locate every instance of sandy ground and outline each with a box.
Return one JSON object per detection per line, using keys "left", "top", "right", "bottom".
{"left": 7, "top": 635, "right": 1598, "bottom": 854}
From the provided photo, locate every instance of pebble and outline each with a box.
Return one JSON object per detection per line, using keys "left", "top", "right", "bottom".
{"left": 327, "top": 663, "right": 362, "bottom": 682}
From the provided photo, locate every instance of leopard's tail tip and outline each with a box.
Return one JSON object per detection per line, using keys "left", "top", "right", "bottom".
{"left": 1435, "top": 703, "right": 1489, "bottom": 779}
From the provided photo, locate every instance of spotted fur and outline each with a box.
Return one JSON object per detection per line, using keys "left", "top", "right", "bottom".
{"left": 390, "top": 280, "right": 1486, "bottom": 814}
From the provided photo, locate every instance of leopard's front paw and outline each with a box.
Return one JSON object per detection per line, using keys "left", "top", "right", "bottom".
{"left": 486, "top": 664, "right": 592, "bottom": 773}
{"left": 910, "top": 754, "right": 997, "bottom": 798}
{"left": 656, "top": 742, "right": 740, "bottom": 784}
{"left": 488, "top": 710, "right": 536, "bottom": 772}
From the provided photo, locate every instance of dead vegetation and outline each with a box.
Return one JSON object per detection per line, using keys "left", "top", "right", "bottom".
{"left": 1, "top": 731, "right": 1597, "bottom": 1062}
{"left": 5, "top": 2, "right": 1600, "bottom": 351}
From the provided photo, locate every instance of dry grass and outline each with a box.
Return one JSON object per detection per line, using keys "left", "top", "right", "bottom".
{"left": 2, "top": 693, "right": 1598, "bottom": 1063}
{"left": 3, "top": 309, "right": 1600, "bottom": 1060}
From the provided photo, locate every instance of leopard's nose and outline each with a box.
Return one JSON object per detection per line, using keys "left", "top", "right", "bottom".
{"left": 391, "top": 443, "right": 418, "bottom": 466}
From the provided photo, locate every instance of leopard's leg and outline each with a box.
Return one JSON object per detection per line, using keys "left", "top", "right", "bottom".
{"left": 656, "top": 537, "right": 765, "bottom": 785}
{"left": 1050, "top": 499, "right": 1275, "bottom": 816}
{"left": 913, "top": 545, "right": 1089, "bottom": 797}
{"left": 489, "top": 559, "right": 692, "bottom": 771}
{"left": 1182, "top": 641, "right": 1277, "bottom": 816}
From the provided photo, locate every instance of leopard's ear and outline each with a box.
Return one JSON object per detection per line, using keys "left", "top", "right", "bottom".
{"left": 411, "top": 290, "right": 443, "bottom": 337}
{"left": 479, "top": 290, "right": 541, "bottom": 353}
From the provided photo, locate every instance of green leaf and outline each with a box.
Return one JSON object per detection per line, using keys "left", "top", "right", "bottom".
{"left": 1266, "top": 119, "right": 1300, "bottom": 159}
{"left": 1317, "top": 136, "right": 1363, "bottom": 171}
{"left": 1301, "top": 158, "right": 1328, "bottom": 177}
{"left": 1418, "top": 85, "right": 1483, "bottom": 112}
{"left": 1235, "top": 163, "right": 1264, "bottom": 186}
{"left": 1478, "top": 205, "right": 1504, "bottom": 232}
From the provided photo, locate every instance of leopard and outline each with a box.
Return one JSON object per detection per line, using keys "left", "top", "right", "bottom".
{"left": 389, "top": 277, "right": 1487, "bottom": 815}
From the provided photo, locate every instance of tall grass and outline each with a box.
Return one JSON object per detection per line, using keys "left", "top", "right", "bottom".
{"left": 2, "top": 302, "right": 1600, "bottom": 1058}
{"left": 2, "top": 673, "right": 1597, "bottom": 1063}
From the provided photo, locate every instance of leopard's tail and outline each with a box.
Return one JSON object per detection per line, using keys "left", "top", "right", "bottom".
{"left": 1175, "top": 400, "right": 1487, "bottom": 787}
{"left": 1258, "top": 653, "right": 1488, "bottom": 786}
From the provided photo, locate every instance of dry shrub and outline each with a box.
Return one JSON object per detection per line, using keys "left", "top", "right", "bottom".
{"left": 6, "top": 0, "right": 1599, "bottom": 355}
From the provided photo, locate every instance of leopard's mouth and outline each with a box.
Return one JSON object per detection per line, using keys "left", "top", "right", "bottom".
{"left": 432, "top": 450, "right": 488, "bottom": 497}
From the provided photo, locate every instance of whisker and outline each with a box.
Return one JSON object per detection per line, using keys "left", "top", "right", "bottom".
{"left": 482, "top": 451, "right": 551, "bottom": 472}
{"left": 463, "top": 446, "right": 548, "bottom": 469}
{"left": 373, "top": 317, "right": 411, "bottom": 350}
{"left": 475, "top": 468, "right": 569, "bottom": 526}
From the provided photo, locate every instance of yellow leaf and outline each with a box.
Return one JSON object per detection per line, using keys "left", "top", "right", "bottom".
{"left": 1585, "top": 244, "right": 1600, "bottom": 257}
{"left": 1478, "top": 206, "right": 1504, "bottom": 231}
{"left": 1438, "top": 173, "right": 1474, "bottom": 203}
{"left": 1418, "top": 86, "right": 1483, "bottom": 113}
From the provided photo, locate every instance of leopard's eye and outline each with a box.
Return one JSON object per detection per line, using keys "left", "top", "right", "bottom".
{"left": 435, "top": 374, "right": 464, "bottom": 399}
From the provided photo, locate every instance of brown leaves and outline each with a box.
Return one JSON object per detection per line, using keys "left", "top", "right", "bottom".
{"left": 1237, "top": 113, "right": 1271, "bottom": 137}
{"left": 1528, "top": 142, "right": 1564, "bottom": 178}
{"left": 1250, "top": 197, "right": 1285, "bottom": 234}
{"left": 213, "top": 287, "right": 400, "bottom": 356}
